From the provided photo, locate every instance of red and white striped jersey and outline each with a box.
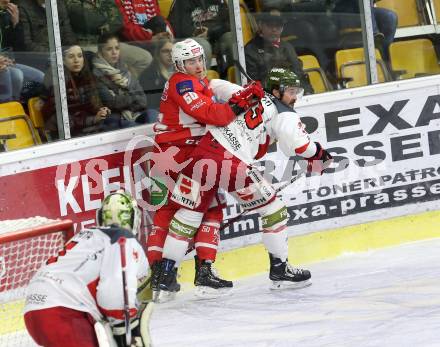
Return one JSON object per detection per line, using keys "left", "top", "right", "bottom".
{"left": 24, "top": 227, "right": 148, "bottom": 326}
{"left": 154, "top": 72, "right": 236, "bottom": 144}
{"left": 208, "top": 79, "right": 317, "bottom": 164}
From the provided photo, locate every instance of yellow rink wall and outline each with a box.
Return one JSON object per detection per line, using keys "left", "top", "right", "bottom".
{"left": 177, "top": 209, "right": 440, "bottom": 289}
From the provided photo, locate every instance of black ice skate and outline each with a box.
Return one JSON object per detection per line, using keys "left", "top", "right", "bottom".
{"left": 150, "top": 261, "right": 161, "bottom": 290}
{"left": 153, "top": 258, "right": 181, "bottom": 303}
{"left": 194, "top": 255, "right": 233, "bottom": 299}
{"left": 269, "top": 253, "right": 311, "bottom": 290}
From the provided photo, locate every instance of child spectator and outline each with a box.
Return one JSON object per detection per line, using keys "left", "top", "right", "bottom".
{"left": 41, "top": 45, "right": 112, "bottom": 139}
{"left": 93, "top": 33, "right": 154, "bottom": 126}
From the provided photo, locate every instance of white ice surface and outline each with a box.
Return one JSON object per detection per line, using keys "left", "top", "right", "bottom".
{"left": 150, "top": 238, "right": 440, "bottom": 347}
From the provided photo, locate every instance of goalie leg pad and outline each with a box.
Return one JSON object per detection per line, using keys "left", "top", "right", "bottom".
{"left": 256, "top": 198, "right": 289, "bottom": 261}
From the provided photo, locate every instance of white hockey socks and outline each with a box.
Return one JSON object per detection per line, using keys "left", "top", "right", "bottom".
{"left": 257, "top": 199, "right": 289, "bottom": 262}
{"left": 162, "top": 209, "right": 203, "bottom": 266}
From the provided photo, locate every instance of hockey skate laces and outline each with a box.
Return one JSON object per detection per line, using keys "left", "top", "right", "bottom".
{"left": 286, "top": 262, "right": 304, "bottom": 275}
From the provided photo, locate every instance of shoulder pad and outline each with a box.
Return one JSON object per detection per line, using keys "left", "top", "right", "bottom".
{"left": 98, "top": 226, "right": 136, "bottom": 244}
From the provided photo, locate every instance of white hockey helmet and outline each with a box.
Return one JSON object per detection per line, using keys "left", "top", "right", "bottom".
{"left": 96, "top": 190, "right": 141, "bottom": 236}
{"left": 171, "top": 38, "right": 206, "bottom": 74}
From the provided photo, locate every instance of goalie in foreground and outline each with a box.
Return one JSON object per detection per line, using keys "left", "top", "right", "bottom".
{"left": 24, "top": 190, "right": 153, "bottom": 347}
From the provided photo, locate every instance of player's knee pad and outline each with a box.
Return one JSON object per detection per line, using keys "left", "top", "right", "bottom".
{"left": 169, "top": 208, "right": 204, "bottom": 239}
{"left": 256, "top": 198, "right": 288, "bottom": 233}
{"left": 258, "top": 198, "right": 289, "bottom": 261}
{"left": 195, "top": 220, "right": 220, "bottom": 261}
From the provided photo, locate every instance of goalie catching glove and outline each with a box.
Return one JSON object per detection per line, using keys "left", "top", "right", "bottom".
{"left": 228, "top": 81, "right": 265, "bottom": 115}
{"left": 306, "top": 142, "right": 333, "bottom": 175}
{"left": 112, "top": 302, "right": 154, "bottom": 347}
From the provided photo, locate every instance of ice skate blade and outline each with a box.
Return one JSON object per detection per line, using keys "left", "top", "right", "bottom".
{"left": 270, "top": 279, "right": 312, "bottom": 290}
{"left": 152, "top": 289, "right": 177, "bottom": 303}
{"left": 194, "top": 286, "right": 233, "bottom": 299}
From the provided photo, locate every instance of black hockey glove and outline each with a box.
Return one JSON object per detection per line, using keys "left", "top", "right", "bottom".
{"left": 306, "top": 142, "right": 333, "bottom": 175}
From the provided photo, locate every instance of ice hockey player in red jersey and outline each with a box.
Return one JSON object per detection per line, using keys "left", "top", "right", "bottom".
{"left": 147, "top": 38, "right": 264, "bottom": 301}
{"left": 24, "top": 190, "right": 152, "bottom": 347}
{"left": 155, "top": 67, "right": 333, "bottom": 297}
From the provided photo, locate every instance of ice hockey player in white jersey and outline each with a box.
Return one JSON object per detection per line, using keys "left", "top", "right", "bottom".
{"left": 24, "top": 190, "right": 152, "bottom": 347}
{"left": 155, "top": 67, "right": 333, "bottom": 297}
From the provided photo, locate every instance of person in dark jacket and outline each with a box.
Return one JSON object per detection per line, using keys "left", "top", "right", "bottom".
{"left": 41, "top": 45, "right": 112, "bottom": 139}
{"left": 139, "top": 38, "right": 174, "bottom": 115}
{"left": 244, "top": 9, "right": 313, "bottom": 95}
{"left": 93, "top": 33, "right": 152, "bottom": 127}
{"left": 168, "top": 0, "right": 232, "bottom": 72}
{"left": 0, "top": 0, "right": 43, "bottom": 102}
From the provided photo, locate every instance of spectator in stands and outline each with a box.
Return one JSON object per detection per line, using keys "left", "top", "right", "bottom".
{"left": 245, "top": 8, "right": 314, "bottom": 94}
{"left": 0, "top": 0, "right": 43, "bottom": 102}
{"left": 15, "top": 0, "right": 76, "bottom": 70}
{"left": 65, "top": 0, "right": 153, "bottom": 78}
{"left": 167, "top": 0, "right": 233, "bottom": 72}
{"left": 41, "top": 45, "right": 113, "bottom": 139}
{"left": 93, "top": 33, "right": 153, "bottom": 126}
{"left": 332, "top": 0, "right": 397, "bottom": 62}
{"left": 114, "top": 0, "right": 173, "bottom": 44}
{"left": 139, "top": 38, "right": 173, "bottom": 117}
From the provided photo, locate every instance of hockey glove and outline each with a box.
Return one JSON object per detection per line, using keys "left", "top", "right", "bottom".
{"left": 228, "top": 81, "right": 264, "bottom": 115}
{"left": 306, "top": 142, "right": 333, "bottom": 175}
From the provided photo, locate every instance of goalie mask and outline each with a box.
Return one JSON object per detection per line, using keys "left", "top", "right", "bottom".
{"left": 97, "top": 190, "right": 141, "bottom": 236}
{"left": 264, "top": 67, "right": 304, "bottom": 99}
{"left": 171, "top": 38, "right": 206, "bottom": 74}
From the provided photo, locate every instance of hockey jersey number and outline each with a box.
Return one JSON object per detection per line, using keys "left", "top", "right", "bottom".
{"left": 244, "top": 101, "right": 264, "bottom": 130}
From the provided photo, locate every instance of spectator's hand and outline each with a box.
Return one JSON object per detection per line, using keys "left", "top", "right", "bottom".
{"left": 7, "top": 3, "right": 19, "bottom": 27}
{"left": 0, "top": 56, "right": 9, "bottom": 71}
{"left": 95, "top": 107, "right": 110, "bottom": 123}
{"left": 193, "top": 26, "right": 208, "bottom": 38}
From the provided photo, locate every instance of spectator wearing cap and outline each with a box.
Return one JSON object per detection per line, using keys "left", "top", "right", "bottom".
{"left": 244, "top": 8, "right": 313, "bottom": 94}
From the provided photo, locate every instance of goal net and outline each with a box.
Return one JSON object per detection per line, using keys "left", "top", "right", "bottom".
{"left": 0, "top": 217, "right": 74, "bottom": 347}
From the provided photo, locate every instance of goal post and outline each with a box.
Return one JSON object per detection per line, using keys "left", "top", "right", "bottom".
{"left": 0, "top": 217, "right": 74, "bottom": 347}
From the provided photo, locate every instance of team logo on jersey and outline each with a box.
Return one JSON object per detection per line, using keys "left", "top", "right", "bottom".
{"left": 176, "top": 80, "right": 194, "bottom": 95}
{"left": 171, "top": 174, "right": 200, "bottom": 209}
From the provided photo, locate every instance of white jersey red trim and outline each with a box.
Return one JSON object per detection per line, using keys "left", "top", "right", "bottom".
{"left": 208, "top": 79, "right": 316, "bottom": 164}
{"left": 24, "top": 227, "right": 148, "bottom": 326}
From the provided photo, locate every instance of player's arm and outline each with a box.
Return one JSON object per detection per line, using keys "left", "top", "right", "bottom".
{"left": 272, "top": 111, "right": 333, "bottom": 174}
{"left": 171, "top": 78, "right": 263, "bottom": 126}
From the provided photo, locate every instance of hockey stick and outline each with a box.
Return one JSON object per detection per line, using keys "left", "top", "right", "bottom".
{"left": 118, "top": 237, "right": 132, "bottom": 346}
{"left": 219, "top": 169, "right": 306, "bottom": 232}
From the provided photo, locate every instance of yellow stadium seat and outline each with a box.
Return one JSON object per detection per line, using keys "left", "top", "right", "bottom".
{"left": 434, "top": 0, "right": 440, "bottom": 23}
{"left": 206, "top": 69, "right": 220, "bottom": 80}
{"left": 28, "top": 97, "right": 49, "bottom": 142}
{"left": 335, "top": 47, "right": 389, "bottom": 88}
{"left": 227, "top": 66, "right": 237, "bottom": 83}
{"left": 0, "top": 102, "right": 40, "bottom": 151}
{"left": 240, "top": 2, "right": 255, "bottom": 45}
{"left": 158, "top": 0, "right": 173, "bottom": 18}
{"left": 376, "top": 0, "right": 422, "bottom": 27}
{"left": 389, "top": 39, "right": 440, "bottom": 79}
{"left": 298, "top": 55, "right": 333, "bottom": 93}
